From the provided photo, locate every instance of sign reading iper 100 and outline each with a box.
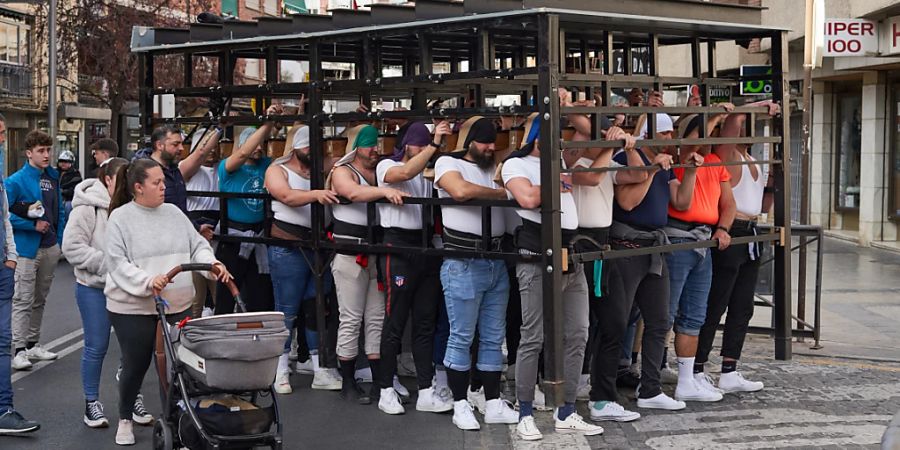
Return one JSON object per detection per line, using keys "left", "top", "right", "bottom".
{"left": 824, "top": 19, "right": 878, "bottom": 56}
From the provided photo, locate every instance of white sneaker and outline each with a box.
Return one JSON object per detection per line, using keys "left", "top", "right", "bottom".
{"left": 378, "top": 388, "right": 405, "bottom": 415}
{"left": 131, "top": 394, "right": 153, "bottom": 426}
{"left": 115, "top": 419, "right": 135, "bottom": 446}
{"left": 354, "top": 367, "right": 373, "bottom": 384}
{"left": 452, "top": 400, "right": 481, "bottom": 431}
{"left": 554, "top": 411, "right": 604, "bottom": 436}
{"left": 718, "top": 371, "right": 764, "bottom": 393}
{"left": 576, "top": 380, "right": 591, "bottom": 401}
{"left": 674, "top": 378, "right": 723, "bottom": 402}
{"left": 589, "top": 401, "right": 641, "bottom": 422}
{"left": 11, "top": 351, "right": 32, "bottom": 371}
{"left": 660, "top": 367, "right": 679, "bottom": 385}
{"left": 694, "top": 372, "right": 724, "bottom": 394}
{"left": 484, "top": 398, "right": 518, "bottom": 424}
{"left": 636, "top": 393, "right": 686, "bottom": 410}
{"left": 533, "top": 385, "right": 552, "bottom": 411}
{"left": 467, "top": 387, "right": 487, "bottom": 415}
{"left": 416, "top": 387, "right": 453, "bottom": 413}
{"left": 25, "top": 345, "right": 57, "bottom": 361}
{"left": 294, "top": 359, "right": 314, "bottom": 375}
{"left": 274, "top": 371, "right": 292, "bottom": 395}
{"left": 311, "top": 369, "right": 342, "bottom": 391}
{"left": 393, "top": 375, "right": 410, "bottom": 398}
{"left": 516, "top": 416, "right": 543, "bottom": 441}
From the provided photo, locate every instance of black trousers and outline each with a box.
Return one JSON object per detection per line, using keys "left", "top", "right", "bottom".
{"left": 214, "top": 241, "right": 274, "bottom": 314}
{"left": 590, "top": 250, "right": 669, "bottom": 402}
{"left": 696, "top": 232, "right": 760, "bottom": 364}
{"left": 109, "top": 309, "right": 190, "bottom": 420}
{"left": 377, "top": 247, "right": 441, "bottom": 390}
{"left": 582, "top": 260, "right": 605, "bottom": 374}
{"left": 505, "top": 263, "right": 522, "bottom": 366}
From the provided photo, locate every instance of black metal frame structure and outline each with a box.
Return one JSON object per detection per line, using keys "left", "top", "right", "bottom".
{"left": 133, "top": 6, "right": 793, "bottom": 406}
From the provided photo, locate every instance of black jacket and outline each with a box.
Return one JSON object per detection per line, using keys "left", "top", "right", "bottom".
{"left": 59, "top": 167, "right": 83, "bottom": 202}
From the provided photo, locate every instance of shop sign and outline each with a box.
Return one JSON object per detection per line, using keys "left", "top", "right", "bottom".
{"left": 824, "top": 19, "right": 878, "bottom": 56}
{"left": 883, "top": 16, "right": 900, "bottom": 56}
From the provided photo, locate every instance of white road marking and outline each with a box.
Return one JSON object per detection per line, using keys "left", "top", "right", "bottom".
{"left": 632, "top": 408, "right": 893, "bottom": 432}
{"left": 11, "top": 338, "right": 85, "bottom": 383}
{"left": 644, "top": 424, "right": 887, "bottom": 449}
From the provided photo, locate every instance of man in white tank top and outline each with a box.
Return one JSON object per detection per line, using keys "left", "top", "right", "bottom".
{"left": 264, "top": 125, "right": 343, "bottom": 396}
{"left": 329, "top": 125, "right": 408, "bottom": 406}
{"left": 696, "top": 100, "right": 779, "bottom": 395}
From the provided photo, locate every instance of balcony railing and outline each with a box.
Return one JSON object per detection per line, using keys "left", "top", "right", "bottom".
{"left": 0, "top": 62, "right": 32, "bottom": 99}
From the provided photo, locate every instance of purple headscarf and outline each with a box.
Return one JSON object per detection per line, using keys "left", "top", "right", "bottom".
{"left": 391, "top": 121, "right": 432, "bottom": 161}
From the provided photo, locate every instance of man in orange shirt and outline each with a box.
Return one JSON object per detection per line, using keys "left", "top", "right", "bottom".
{"left": 664, "top": 110, "right": 736, "bottom": 404}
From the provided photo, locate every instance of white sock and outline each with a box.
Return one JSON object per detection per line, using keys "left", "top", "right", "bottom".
{"left": 311, "top": 353, "right": 322, "bottom": 372}
{"left": 676, "top": 357, "right": 695, "bottom": 385}
{"left": 435, "top": 367, "right": 448, "bottom": 389}
{"left": 277, "top": 352, "right": 290, "bottom": 374}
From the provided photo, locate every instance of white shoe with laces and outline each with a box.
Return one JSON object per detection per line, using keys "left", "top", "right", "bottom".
{"left": 115, "top": 419, "right": 135, "bottom": 446}
{"left": 452, "top": 400, "right": 480, "bottom": 430}
{"left": 516, "top": 416, "right": 543, "bottom": 441}
{"left": 25, "top": 345, "right": 57, "bottom": 361}
{"left": 131, "top": 394, "right": 153, "bottom": 426}
{"left": 484, "top": 398, "right": 518, "bottom": 424}
{"left": 11, "top": 351, "right": 32, "bottom": 371}
{"left": 694, "top": 372, "right": 724, "bottom": 394}
{"left": 274, "top": 371, "right": 292, "bottom": 395}
{"left": 674, "top": 378, "right": 723, "bottom": 402}
{"left": 378, "top": 388, "right": 405, "bottom": 415}
{"left": 393, "top": 375, "right": 410, "bottom": 398}
{"left": 718, "top": 371, "right": 764, "bottom": 393}
{"left": 294, "top": 359, "right": 314, "bottom": 375}
{"left": 467, "top": 387, "right": 486, "bottom": 415}
{"left": 311, "top": 369, "right": 342, "bottom": 391}
{"left": 636, "top": 393, "right": 686, "bottom": 410}
{"left": 84, "top": 400, "right": 109, "bottom": 428}
{"left": 416, "top": 387, "right": 453, "bottom": 413}
{"left": 554, "top": 410, "right": 604, "bottom": 436}
{"left": 589, "top": 401, "right": 641, "bottom": 422}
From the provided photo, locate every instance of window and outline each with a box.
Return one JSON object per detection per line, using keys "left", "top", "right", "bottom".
{"left": 0, "top": 20, "right": 30, "bottom": 65}
{"left": 222, "top": 0, "right": 239, "bottom": 16}
{"left": 833, "top": 83, "right": 862, "bottom": 211}
{"left": 263, "top": 0, "right": 278, "bottom": 15}
{"left": 244, "top": 59, "right": 260, "bottom": 79}
{"left": 246, "top": 0, "right": 259, "bottom": 11}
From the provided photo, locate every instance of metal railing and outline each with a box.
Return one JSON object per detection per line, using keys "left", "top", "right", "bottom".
{"left": 0, "top": 62, "right": 32, "bottom": 99}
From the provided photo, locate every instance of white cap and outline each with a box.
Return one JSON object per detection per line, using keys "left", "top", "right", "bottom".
{"left": 638, "top": 113, "right": 674, "bottom": 138}
{"left": 292, "top": 125, "right": 310, "bottom": 149}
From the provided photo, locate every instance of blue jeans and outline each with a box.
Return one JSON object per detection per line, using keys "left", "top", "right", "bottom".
{"left": 76, "top": 283, "right": 111, "bottom": 401}
{"left": 0, "top": 266, "right": 14, "bottom": 411}
{"left": 434, "top": 295, "right": 449, "bottom": 367}
{"left": 440, "top": 258, "right": 509, "bottom": 372}
{"left": 666, "top": 242, "right": 713, "bottom": 336}
{"left": 268, "top": 246, "right": 319, "bottom": 354}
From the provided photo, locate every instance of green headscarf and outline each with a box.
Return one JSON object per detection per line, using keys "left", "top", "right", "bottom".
{"left": 354, "top": 125, "right": 378, "bottom": 149}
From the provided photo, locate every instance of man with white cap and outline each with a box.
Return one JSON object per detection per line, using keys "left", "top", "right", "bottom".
{"left": 265, "top": 124, "right": 342, "bottom": 395}
{"left": 592, "top": 112, "right": 700, "bottom": 413}
{"left": 213, "top": 104, "right": 280, "bottom": 314}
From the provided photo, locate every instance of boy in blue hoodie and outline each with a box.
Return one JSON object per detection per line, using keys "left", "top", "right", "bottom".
{"left": 4, "top": 130, "right": 65, "bottom": 371}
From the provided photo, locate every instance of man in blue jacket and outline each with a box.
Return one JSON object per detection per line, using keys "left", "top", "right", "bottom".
{"left": 0, "top": 115, "right": 40, "bottom": 434}
{"left": 5, "top": 130, "right": 64, "bottom": 371}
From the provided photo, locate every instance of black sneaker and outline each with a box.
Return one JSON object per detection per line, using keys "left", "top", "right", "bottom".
{"left": 132, "top": 394, "right": 153, "bottom": 425}
{"left": 341, "top": 382, "right": 372, "bottom": 405}
{"left": 0, "top": 409, "right": 40, "bottom": 434}
{"left": 616, "top": 368, "right": 641, "bottom": 390}
{"left": 84, "top": 400, "right": 109, "bottom": 428}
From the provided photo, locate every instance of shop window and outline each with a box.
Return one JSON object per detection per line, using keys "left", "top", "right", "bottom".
{"left": 834, "top": 84, "right": 862, "bottom": 211}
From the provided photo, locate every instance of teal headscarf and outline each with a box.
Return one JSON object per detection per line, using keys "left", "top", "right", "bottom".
{"left": 354, "top": 125, "right": 378, "bottom": 149}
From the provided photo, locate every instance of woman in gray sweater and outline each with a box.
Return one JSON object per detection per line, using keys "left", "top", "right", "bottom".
{"left": 103, "top": 158, "right": 231, "bottom": 446}
{"left": 62, "top": 158, "right": 129, "bottom": 429}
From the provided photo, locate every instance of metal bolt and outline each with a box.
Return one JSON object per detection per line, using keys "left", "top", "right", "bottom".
{"left": 545, "top": 249, "right": 553, "bottom": 256}
{"left": 375, "top": 77, "right": 382, "bottom": 84}
{"left": 543, "top": 113, "right": 551, "bottom": 120}
{"left": 543, "top": 96, "right": 550, "bottom": 104}
{"left": 546, "top": 266, "right": 554, "bottom": 273}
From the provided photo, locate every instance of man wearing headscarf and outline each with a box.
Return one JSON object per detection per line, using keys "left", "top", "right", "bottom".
{"left": 374, "top": 120, "right": 453, "bottom": 416}
{"left": 432, "top": 117, "right": 519, "bottom": 430}
{"left": 213, "top": 104, "right": 280, "bottom": 314}
{"left": 329, "top": 124, "right": 408, "bottom": 405}
{"left": 500, "top": 115, "right": 603, "bottom": 440}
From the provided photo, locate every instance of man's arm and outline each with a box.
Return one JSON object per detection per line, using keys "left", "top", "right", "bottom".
{"left": 382, "top": 121, "right": 450, "bottom": 184}
{"left": 180, "top": 128, "right": 221, "bottom": 181}
{"left": 224, "top": 105, "right": 280, "bottom": 174}
{"left": 5, "top": 178, "right": 36, "bottom": 231}
{"left": 264, "top": 164, "right": 338, "bottom": 207}
{"left": 504, "top": 177, "right": 541, "bottom": 210}
{"left": 437, "top": 171, "right": 506, "bottom": 202}
{"left": 2, "top": 190, "right": 17, "bottom": 265}
{"left": 332, "top": 166, "right": 407, "bottom": 205}
{"left": 713, "top": 180, "right": 736, "bottom": 250}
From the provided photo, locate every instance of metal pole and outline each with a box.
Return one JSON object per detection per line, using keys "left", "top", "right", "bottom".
{"left": 798, "top": 0, "right": 815, "bottom": 335}
{"left": 49, "top": 0, "right": 57, "bottom": 147}
{"left": 537, "top": 12, "right": 565, "bottom": 407}
{"left": 771, "top": 30, "right": 793, "bottom": 361}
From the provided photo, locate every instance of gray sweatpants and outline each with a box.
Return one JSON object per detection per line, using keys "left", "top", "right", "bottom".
{"left": 514, "top": 262, "right": 589, "bottom": 405}
{"left": 12, "top": 245, "right": 61, "bottom": 349}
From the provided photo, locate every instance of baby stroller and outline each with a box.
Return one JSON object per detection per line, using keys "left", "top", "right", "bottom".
{"left": 153, "top": 264, "right": 287, "bottom": 450}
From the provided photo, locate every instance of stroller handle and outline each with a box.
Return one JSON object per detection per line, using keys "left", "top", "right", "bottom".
{"left": 165, "top": 264, "right": 240, "bottom": 299}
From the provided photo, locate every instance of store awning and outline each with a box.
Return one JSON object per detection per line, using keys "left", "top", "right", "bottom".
{"left": 283, "top": 0, "right": 308, "bottom": 14}
{"left": 59, "top": 104, "right": 111, "bottom": 121}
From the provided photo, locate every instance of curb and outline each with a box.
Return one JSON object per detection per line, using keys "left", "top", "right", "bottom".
{"left": 884, "top": 410, "right": 900, "bottom": 450}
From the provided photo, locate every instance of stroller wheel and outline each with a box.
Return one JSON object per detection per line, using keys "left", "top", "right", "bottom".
{"left": 153, "top": 420, "right": 174, "bottom": 450}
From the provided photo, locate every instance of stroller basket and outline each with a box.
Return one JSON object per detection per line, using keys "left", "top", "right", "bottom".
{"left": 177, "top": 312, "right": 288, "bottom": 391}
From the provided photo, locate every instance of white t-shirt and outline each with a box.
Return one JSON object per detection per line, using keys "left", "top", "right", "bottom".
{"left": 376, "top": 159, "right": 432, "bottom": 230}
{"left": 572, "top": 157, "right": 622, "bottom": 228}
{"left": 434, "top": 156, "right": 505, "bottom": 237}
{"left": 183, "top": 165, "right": 219, "bottom": 212}
{"left": 270, "top": 163, "right": 311, "bottom": 228}
{"left": 500, "top": 155, "right": 579, "bottom": 230}
{"left": 331, "top": 164, "right": 374, "bottom": 227}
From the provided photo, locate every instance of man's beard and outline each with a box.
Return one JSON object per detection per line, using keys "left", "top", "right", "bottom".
{"left": 470, "top": 148, "right": 494, "bottom": 169}
{"left": 296, "top": 151, "right": 312, "bottom": 166}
